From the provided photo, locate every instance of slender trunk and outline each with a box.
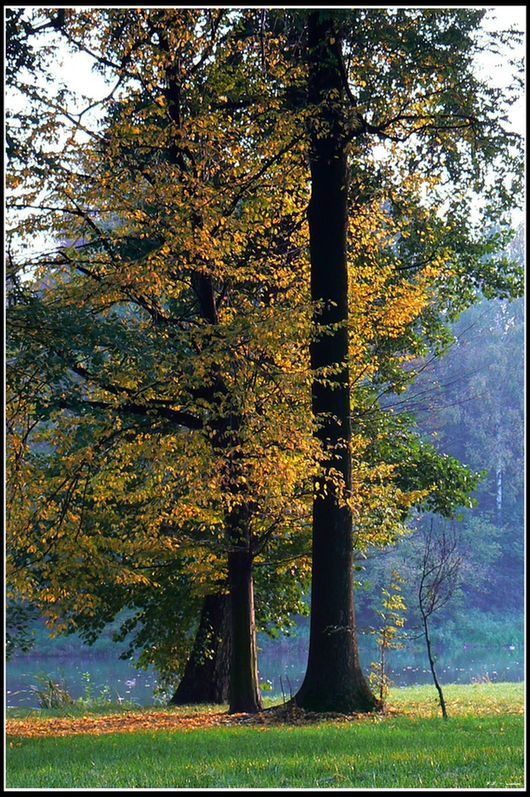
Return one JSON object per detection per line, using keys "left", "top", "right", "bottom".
{"left": 215, "top": 420, "right": 263, "bottom": 714}
{"left": 380, "top": 642, "right": 386, "bottom": 704}
{"left": 495, "top": 407, "right": 503, "bottom": 527}
{"left": 160, "top": 28, "right": 262, "bottom": 717}
{"left": 422, "top": 612, "right": 448, "bottom": 719}
{"left": 295, "top": 11, "right": 377, "bottom": 713}
{"left": 227, "top": 539, "right": 262, "bottom": 713}
{"left": 496, "top": 465, "right": 503, "bottom": 527}
{"left": 169, "top": 593, "right": 231, "bottom": 705}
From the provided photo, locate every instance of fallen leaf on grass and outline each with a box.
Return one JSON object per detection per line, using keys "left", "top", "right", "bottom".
{"left": 5, "top": 699, "right": 522, "bottom": 740}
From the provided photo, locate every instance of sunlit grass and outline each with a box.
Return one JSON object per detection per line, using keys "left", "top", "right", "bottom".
{"left": 6, "top": 682, "right": 524, "bottom": 789}
{"left": 389, "top": 680, "right": 524, "bottom": 717}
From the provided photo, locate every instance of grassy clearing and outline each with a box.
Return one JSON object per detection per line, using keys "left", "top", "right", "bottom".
{"left": 6, "top": 682, "right": 524, "bottom": 790}
{"left": 389, "top": 681, "right": 524, "bottom": 717}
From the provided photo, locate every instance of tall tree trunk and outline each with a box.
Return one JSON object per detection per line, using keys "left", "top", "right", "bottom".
{"left": 169, "top": 593, "right": 231, "bottom": 705}
{"left": 227, "top": 540, "right": 262, "bottom": 713}
{"left": 160, "top": 24, "right": 262, "bottom": 717}
{"left": 214, "top": 418, "right": 263, "bottom": 714}
{"left": 294, "top": 11, "right": 378, "bottom": 713}
{"left": 495, "top": 407, "right": 503, "bottom": 528}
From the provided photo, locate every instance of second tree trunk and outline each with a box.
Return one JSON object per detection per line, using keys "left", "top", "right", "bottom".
{"left": 170, "top": 593, "right": 231, "bottom": 705}
{"left": 295, "top": 10, "right": 378, "bottom": 713}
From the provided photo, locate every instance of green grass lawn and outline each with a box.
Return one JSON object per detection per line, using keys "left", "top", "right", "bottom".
{"left": 6, "top": 683, "right": 524, "bottom": 789}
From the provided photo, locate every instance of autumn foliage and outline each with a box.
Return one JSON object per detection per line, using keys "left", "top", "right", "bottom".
{"left": 6, "top": 8, "right": 523, "bottom": 713}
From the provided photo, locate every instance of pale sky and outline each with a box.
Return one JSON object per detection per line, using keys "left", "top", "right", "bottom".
{"left": 481, "top": 6, "right": 526, "bottom": 134}
{"left": 51, "top": 6, "right": 526, "bottom": 137}
{"left": 7, "top": 5, "right": 526, "bottom": 240}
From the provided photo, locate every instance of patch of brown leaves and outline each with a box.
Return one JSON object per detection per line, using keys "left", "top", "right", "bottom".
{"left": 6, "top": 704, "right": 394, "bottom": 739}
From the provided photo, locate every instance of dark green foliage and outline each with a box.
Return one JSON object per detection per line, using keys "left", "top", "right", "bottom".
{"left": 6, "top": 600, "right": 41, "bottom": 659}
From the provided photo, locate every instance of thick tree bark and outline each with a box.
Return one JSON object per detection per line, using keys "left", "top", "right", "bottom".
{"left": 227, "top": 541, "right": 263, "bottom": 713}
{"left": 294, "top": 11, "right": 378, "bottom": 713}
{"left": 171, "top": 426, "right": 262, "bottom": 714}
{"left": 169, "top": 593, "right": 231, "bottom": 705}
{"left": 213, "top": 416, "right": 263, "bottom": 714}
